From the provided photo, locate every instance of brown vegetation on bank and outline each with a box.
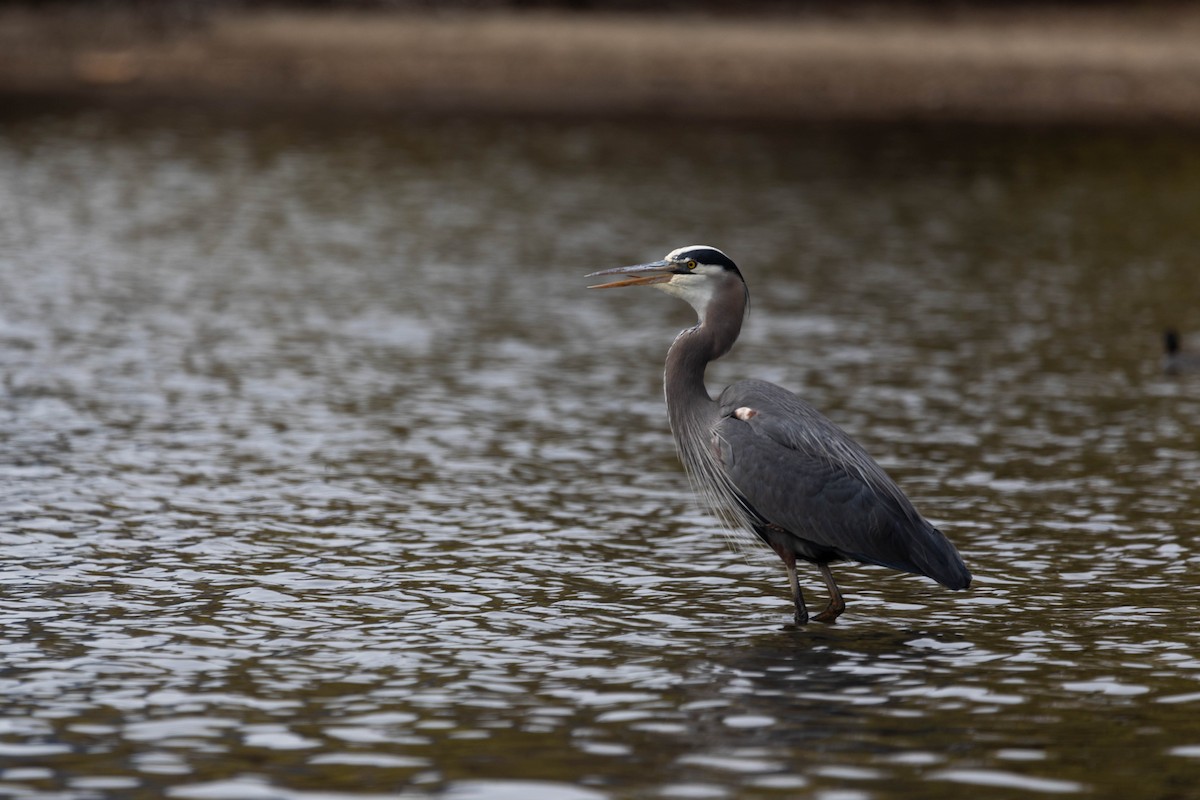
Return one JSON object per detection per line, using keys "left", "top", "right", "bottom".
{"left": 4, "top": 4, "right": 1200, "bottom": 123}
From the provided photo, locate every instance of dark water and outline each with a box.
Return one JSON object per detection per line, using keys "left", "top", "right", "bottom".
{"left": 2, "top": 107, "right": 1200, "bottom": 799}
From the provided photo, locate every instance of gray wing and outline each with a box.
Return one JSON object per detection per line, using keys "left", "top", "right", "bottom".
{"left": 714, "top": 379, "right": 970, "bottom": 588}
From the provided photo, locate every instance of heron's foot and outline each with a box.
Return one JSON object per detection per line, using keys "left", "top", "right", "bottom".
{"left": 812, "top": 598, "right": 846, "bottom": 624}
{"left": 780, "top": 555, "right": 808, "bottom": 626}
{"left": 812, "top": 562, "right": 846, "bottom": 623}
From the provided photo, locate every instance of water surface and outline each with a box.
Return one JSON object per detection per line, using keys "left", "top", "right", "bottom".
{"left": 2, "top": 109, "right": 1200, "bottom": 799}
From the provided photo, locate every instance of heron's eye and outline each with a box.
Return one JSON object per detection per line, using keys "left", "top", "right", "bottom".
{"left": 687, "top": 260, "right": 697, "bottom": 269}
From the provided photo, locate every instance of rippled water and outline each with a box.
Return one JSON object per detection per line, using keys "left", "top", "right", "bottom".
{"left": 2, "top": 108, "right": 1200, "bottom": 799}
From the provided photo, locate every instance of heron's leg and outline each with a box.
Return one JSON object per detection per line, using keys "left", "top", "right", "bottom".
{"left": 785, "top": 556, "right": 808, "bottom": 625}
{"left": 812, "top": 562, "right": 846, "bottom": 623}
{"left": 761, "top": 526, "right": 808, "bottom": 625}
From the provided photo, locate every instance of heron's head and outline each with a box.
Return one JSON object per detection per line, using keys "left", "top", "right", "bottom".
{"left": 586, "top": 245, "right": 747, "bottom": 323}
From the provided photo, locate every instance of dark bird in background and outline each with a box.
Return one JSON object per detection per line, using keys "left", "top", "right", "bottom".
{"left": 587, "top": 245, "right": 971, "bottom": 624}
{"left": 1163, "top": 329, "right": 1200, "bottom": 375}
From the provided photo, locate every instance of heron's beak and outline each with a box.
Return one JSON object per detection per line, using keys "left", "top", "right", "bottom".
{"left": 586, "top": 260, "right": 673, "bottom": 289}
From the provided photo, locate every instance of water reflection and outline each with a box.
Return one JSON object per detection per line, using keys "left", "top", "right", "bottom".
{"left": 2, "top": 109, "right": 1200, "bottom": 798}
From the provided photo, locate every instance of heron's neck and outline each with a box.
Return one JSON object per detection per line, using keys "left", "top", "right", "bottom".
{"left": 664, "top": 309, "right": 742, "bottom": 431}
{"left": 665, "top": 326, "right": 715, "bottom": 413}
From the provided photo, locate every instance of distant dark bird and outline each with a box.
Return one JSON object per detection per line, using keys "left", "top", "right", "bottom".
{"left": 587, "top": 246, "right": 971, "bottom": 624}
{"left": 1164, "top": 329, "right": 1200, "bottom": 375}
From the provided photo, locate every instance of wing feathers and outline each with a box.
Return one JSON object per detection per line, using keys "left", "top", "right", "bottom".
{"left": 714, "top": 380, "right": 970, "bottom": 589}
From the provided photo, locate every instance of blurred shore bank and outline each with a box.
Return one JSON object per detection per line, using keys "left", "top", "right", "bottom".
{"left": 4, "top": 5, "right": 1200, "bottom": 124}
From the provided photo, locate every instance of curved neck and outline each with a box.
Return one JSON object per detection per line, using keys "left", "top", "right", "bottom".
{"left": 665, "top": 326, "right": 717, "bottom": 421}
{"left": 664, "top": 305, "right": 743, "bottom": 432}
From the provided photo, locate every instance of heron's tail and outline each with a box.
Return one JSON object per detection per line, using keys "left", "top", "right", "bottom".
{"left": 915, "top": 524, "right": 972, "bottom": 590}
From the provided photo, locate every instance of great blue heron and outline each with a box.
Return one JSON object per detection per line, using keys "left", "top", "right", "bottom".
{"left": 587, "top": 245, "right": 971, "bottom": 624}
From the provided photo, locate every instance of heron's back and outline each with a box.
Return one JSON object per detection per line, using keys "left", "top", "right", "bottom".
{"left": 714, "top": 379, "right": 971, "bottom": 590}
